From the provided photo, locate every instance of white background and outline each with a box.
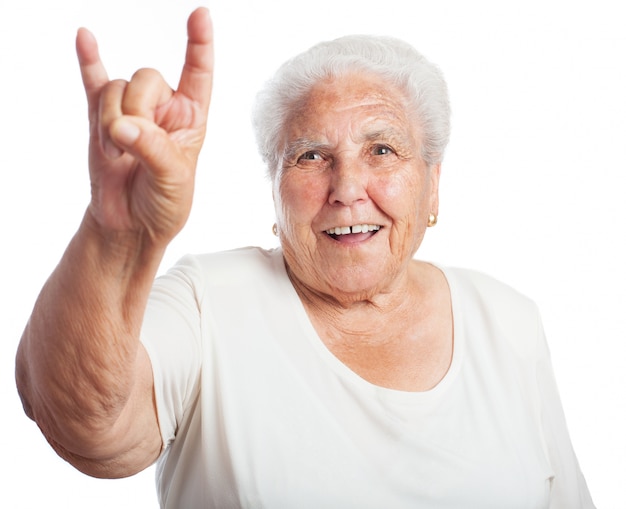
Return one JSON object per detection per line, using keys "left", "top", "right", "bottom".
{"left": 1, "top": 0, "right": 624, "bottom": 507}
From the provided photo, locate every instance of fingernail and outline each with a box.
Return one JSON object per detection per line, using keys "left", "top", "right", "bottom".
{"left": 112, "top": 119, "right": 141, "bottom": 146}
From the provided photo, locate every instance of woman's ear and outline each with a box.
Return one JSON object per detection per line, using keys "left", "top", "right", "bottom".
{"left": 428, "top": 162, "right": 442, "bottom": 216}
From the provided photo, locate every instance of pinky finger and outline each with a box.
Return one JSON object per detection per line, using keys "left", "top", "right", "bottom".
{"left": 76, "top": 28, "right": 109, "bottom": 120}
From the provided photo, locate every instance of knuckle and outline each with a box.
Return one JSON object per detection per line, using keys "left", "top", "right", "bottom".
{"left": 102, "top": 79, "right": 128, "bottom": 94}
{"left": 100, "top": 80, "right": 127, "bottom": 106}
{"left": 131, "top": 67, "right": 162, "bottom": 83}
{"left": 123, "top": 69, "right": 167, "bottom": 118}
{"left": 99, "top": 80, "right": 127, "bottom": 121}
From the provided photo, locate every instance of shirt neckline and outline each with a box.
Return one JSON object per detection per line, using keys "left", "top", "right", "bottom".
{"left": 270, "top": 248, "right": 465, "bottom": 406}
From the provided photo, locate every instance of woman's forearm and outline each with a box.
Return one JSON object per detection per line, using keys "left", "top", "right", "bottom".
{"left": 15, "top": 211, "right": 165, "bottom": 463}
{"left": 15, "top": 8, "right": 213, "bottom": 476}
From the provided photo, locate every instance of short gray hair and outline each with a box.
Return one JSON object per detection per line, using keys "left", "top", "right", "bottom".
{"left": 252, "top": 34, "right": 451, "bottom": 179}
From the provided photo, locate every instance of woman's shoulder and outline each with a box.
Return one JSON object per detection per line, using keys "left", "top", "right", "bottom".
{"left": 182, "top": 246, "right": 280, "bottom": 269}
{"left": 161, "top": 246, "right": 284, "bottom": 288}
{"left": 437, "top": 264, "right": 536, "bottom": 310}
{"left": 435, "top": 264, "right": 544, "bottom": 359}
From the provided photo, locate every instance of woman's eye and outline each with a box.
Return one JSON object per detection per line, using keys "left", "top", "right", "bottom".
{"left": 298, "top": 151, "right": 322, "bottom": 162}
{"left": 372, "top": 145, "right": 394, "bottom": 156}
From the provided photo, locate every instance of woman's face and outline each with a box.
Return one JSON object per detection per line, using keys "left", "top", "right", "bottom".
{"left": 273, "top": 72, "right": 440, "bottom": 302}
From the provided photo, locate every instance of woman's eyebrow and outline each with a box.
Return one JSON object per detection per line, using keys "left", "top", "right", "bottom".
{"left": 359, "top": 126, "right": 412, "bottom": 144}
{"left": 282, "top": 138, "right": 331, "bottom": 161}
{"left": 282, "top": 125, "right": 414, "bottom": 162}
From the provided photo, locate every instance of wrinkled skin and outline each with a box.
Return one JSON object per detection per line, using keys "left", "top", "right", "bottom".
{"left": 273, "top": 73, "right": 452, "bottom": 392}
{"left": 15, "top": 8, "right": 214, "bottom": 478}
{"left": 274, "top": 72, "right": 441, "bottom": 306}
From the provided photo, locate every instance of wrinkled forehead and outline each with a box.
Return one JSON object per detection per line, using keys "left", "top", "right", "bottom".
{"left": 282, "top": 72, "right": 421, "bottom": 147}
{"left": 296, "top": 70, "right": 411, "bottom": 112}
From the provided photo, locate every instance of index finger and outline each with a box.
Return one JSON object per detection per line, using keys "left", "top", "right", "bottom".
{"left": 177, "top": 7, "right": 214, "bottom": 113}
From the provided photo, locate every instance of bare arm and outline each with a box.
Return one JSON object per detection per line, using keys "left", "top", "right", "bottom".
{"left": 15, "top": 7, "right": 214, "bottom": 478}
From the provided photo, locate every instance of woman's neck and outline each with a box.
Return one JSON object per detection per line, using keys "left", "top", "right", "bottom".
{"left": 288, "top": 259, "right": 454, "bottom": 391}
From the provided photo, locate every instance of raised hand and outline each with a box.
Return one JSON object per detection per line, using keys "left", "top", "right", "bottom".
{"left": 76, "top": 7, "right": 214, "bottom": 246}
{"left": 15, "top": 10, "right": 215, "bottom": 478}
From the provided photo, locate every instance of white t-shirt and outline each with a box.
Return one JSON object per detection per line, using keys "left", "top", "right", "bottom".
{"left": 140, "top": 247, "right": 595, "bottom": 508}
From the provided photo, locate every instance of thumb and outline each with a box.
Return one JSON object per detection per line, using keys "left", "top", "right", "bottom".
{"left": 109, "top": 115, "right": 187, "bottom": 175}
{"left": 110, "top": 117, "right": 141, "bottom": 147}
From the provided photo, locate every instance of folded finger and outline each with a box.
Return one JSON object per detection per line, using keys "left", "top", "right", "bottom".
{"left": 122, "top": 68, "right": 173, "bottom": 122}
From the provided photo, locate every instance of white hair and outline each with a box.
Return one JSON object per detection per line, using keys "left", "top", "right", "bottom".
{"left": 252, "top": 34, "right": 451, "bottom": 179}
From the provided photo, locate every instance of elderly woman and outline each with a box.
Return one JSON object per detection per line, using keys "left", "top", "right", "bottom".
{"left": 16, "top": 7, "right": 594, "bottom": 509}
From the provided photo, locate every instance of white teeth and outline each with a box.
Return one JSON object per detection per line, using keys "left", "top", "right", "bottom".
{"left": 325, "top": 224, "right": 381, "bottom": 235}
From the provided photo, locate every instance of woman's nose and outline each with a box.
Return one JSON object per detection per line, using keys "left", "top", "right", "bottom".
{"left": 328, "top": 159, "right": 369, "bottom": 207}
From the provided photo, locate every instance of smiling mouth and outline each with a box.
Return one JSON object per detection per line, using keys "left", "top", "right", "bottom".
{"left": 324, "top": 224, "right": 382, "bottom": 241}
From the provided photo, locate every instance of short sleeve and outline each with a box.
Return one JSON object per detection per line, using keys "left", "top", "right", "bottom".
{"left": 535, "top": 320, "right": 596, "bottom": 508}
{"left": 141, "top": 255, "right": 204, "bottom": 447}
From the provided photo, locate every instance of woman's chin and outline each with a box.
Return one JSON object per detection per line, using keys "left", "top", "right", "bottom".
{"left": 318, "top": 264, "right": 398, "bottom": 303}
